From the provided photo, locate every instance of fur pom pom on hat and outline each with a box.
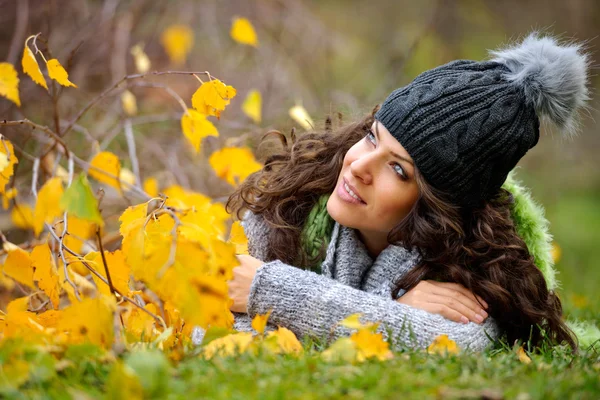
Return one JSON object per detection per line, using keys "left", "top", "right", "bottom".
{"left": 375, "top": 32, "right": 592, "bottom": 207}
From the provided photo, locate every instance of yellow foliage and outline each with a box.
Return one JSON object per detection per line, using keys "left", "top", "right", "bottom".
{"left": 251, "top": 311, "right": 272, "bottom": 335}
{"left": 202, "top": 332, "right": 254, "bottom": 360}
{"left": 265, "top": 327, "right": 303, "bottom": 355}
{"left": 11, "top": 204, "right": 34, "bottom": 229}
{"left": 229, "top": 221, "right": 249, "bottom": 255}
{"left": 0, "top": 62, "right": 21, "bottom": 106}
{"left": 191, "top": 79, "right": 237, "bottom": 119}
{"left": 289, "top": 104, "right": 314, "bottom": 131}
{"left": 121, "top": 90, "right": 137, "bottom": 116}
{"left": 22, "top": 45, "right": 48, "bottom": 90}
{"left": 181, "top": 108, "right": 219, "bottom": 152}
{"left": 340, "top": 313, "right": 371, "bottom": 330}
{"left": 0, "top": 139, "right": 19, "bottom": 194}
{"left": 57, "top": 296, "right": 116, "bottom": 349}
{"left": 2, "top": 187, "right": 17, "bottom": 209}
{"left": 160, "top": 24, "right": 194, "bottom": 65}
{"left": 350, "top": 328, "right": 393, "bottom": 362}
{"left": 3, "top": 247, "right": 35, "bottom": 289}
{"left": 46, "top": 58, "right": 77, "bottom": 87}
{"left": 230, "top": 17, "right": 259, "bottom": 47}
{"left": 143, "top": 177, "right": 159, "bottom": 197}
{"left": 209, "top": 147, "right": 262, "bottom": 187}
{"left": 31, "top": 243, "right": 61, "bottom": 309}
{"left": 122, "top": 303, "right": 159, "bottom": 342}
{"left": 56, "top": 215, "right": 96, "bottom": 257}
{"left": 242, "top": 89, "right": 262, "bottom": 123}
{"left": 33, "top": 177, "right": 64, "bottom": 236}
{"left": 86, "top": 250, "right": 131, "bottom": 296}
{"left": 427, "top": 334, "right": 460, "bottom": 356}
{"left": 516, "top": 345, "right": 532, "bottom": 364}
{"left": 130, "top": 43, "right": 151, "bottom": 73}
{"left": 89, "top": 151, "right": 122, "bottom": 192}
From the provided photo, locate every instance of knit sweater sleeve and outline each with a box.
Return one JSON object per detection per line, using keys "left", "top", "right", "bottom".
{"left": 247, "top": 260, "right": 502, "bottom": 352}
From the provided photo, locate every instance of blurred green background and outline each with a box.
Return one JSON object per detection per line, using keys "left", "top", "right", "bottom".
{"left": 0, "top": 0, "right": 598, "bottom": 323}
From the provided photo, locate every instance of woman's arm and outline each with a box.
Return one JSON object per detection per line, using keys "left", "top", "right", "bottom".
{"left": 247, "top": 260, "right": 501, "bottom": 352}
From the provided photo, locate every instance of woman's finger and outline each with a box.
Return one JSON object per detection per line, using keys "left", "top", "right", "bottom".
{"left": 421, "top": 292, "right": 486, "bottom": 324}
{"left": 429, "top": 281, "right": 488, "bottom": 309}
{"left": 416, "top": 300, "right": 469, "bottom": 324}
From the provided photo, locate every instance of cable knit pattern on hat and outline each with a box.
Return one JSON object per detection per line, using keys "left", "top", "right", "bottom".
{"left": 192, "top": 211, "right": 501, "bottom": 352}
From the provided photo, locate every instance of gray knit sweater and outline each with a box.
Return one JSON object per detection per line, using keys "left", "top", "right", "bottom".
{"left": 192, "top": 211, "right": 502, "bottom": 352}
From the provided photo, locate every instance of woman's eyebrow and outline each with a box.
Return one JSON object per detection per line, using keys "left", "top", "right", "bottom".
{"left": 373, "top": 126, "right": 415, "bottom": 166}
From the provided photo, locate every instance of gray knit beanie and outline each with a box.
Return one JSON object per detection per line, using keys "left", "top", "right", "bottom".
{"left": 374, "top": 32, "right": 591, "bottom": 207}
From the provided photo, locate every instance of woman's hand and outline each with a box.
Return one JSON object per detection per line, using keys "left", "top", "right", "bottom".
{"left": 228, "top": 255, "right": 264, "bottom": 313}
{"left": 396, "top": 280, "right": 489, "bottom": 324}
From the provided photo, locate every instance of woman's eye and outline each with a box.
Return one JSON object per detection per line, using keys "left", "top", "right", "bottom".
{"left": 393, "top": 163, "right": 406, "bottom": 179}
{"left": 366, "top": 130, "right": 376, "bottom": 145}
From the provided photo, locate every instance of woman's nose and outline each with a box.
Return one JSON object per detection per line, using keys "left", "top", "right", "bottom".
{"left": 349, "top": 154, "right": 374, "bottom": 185}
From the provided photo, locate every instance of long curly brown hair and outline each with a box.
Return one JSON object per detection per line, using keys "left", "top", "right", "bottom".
{"left": 228, "top": 106, "right": 578, "bottom": 353}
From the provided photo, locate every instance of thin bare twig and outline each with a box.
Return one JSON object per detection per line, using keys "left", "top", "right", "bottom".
{"left": 62, "top": 70, "right": 216, "bottom": 137}
{"left": 0, "top": 119, "right": 69, "bottom": 156}
{"left": 123, "top": 119, "right": 141, "bottom": 188}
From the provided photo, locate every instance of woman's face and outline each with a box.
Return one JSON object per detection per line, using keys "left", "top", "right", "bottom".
{"left": 327, "top": 119, "right": 420, "bottom": 241}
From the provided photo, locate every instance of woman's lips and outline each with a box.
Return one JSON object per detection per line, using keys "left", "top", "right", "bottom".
{"left": 337, "top": 178, "right": 366, "bottom": 205}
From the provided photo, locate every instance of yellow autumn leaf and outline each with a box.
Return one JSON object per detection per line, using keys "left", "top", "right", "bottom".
{"left": 516, "top": 345, "right": 532, "bottom": 364}
{"left": 208, "top": 147, "right": 262, "bottom": 187}
{"left": 2, "top": 186, "right": 17, "bottom": 209}
{"left": 289, "top": 104, "right": 314, "bottom": 131}
{"left": 427, "top": 334, "right": 460, "bottom": 356}
{"left": 251, "top": 310, "right": 272, "bottom": 335}
{"left": 11, "top": 204, "right": 34, "bottom": 230}
{"left": 265, "top": 327, "right": 303, "bottom": 355}
{"left": 121, "top": 90, "right": 137, "bottom": 116}
{"left": 202, "top": 332, "right": 254, "bottom": 360}
{"left": 119, "top": 203, "right": 148, "bottom": 239}
{"left": 0, "top": 62, "right": 21, "bottom": 106}
{"left": 143, "top": 177, "right": 159, "bottom": 197}
{"left": 33, "top": 177, "right": 64, "bottom": 236}
{"left": 242, "top": 89, "right": 262, "bottom": 123}
{"left": 160, "top": 24, "right": 194, "bottom": 65}
{"left": 3, "top": 247, "right": 35, "bottom": 289}
{"left": 56, "top": 215, "right": 96, "bottom": 257}
{"left": 191, "top": 79, "right": 237, "bottom": 119}
{"left": 350, "top": 328, "right": 393, "bottom": 362}
{"left": 86, "top": 250, "right": 131, "bottom": 296}
{"left": 57, "top": 296, "right": 116, "bottom": 349}
{"left": 31, "top": 243, "right": 61, "bottom": 309}
{"left": 181, "top": 108, "right": 219, "bottom": 152}
{"left": 130, "top": 43, "right": 151, "bottom": 73}
{"left": 230, "top": 17, "right": 258, "bottom": 47}
{"left": 46, "top": 58, "right": 77, "bottom": 88}
{"left": 229, "top": 221, "right": 249, "bottom": 255}
{"left": 122, "top": 303, "right": 158, "bottom": 341}
{"left": 119, "top": 168, "right": 136, "bottom": 187}
{"left": 0, "top": 152, "right": 8, "bottom": 171}
{"left": 22, "top": 45, "right": 48, "bottom": 90}
{"left": 0, "top": 139, "right": 18, "bottom": 194}
{"left": 340, "top": 313, "right": 370, "bottom": 330}
{"left": 89, "top": 151, "right": 122, "bottom": 192}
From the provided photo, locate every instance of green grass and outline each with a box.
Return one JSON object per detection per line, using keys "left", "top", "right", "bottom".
{"left": 1, "top": 340, "right": 599, "bottom": 400}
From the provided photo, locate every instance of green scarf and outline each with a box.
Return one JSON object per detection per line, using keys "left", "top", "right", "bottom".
{"left": 300, "top": 170, "right": 599, "bottom": 348}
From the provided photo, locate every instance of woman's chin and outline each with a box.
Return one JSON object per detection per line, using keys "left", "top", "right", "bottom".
{"left": 326, "top": 196, "right": 358, "bottom": 228}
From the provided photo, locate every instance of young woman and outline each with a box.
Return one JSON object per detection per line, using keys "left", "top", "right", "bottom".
{"left": 205, "top": 32, "right": 592, "bottom": 352}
